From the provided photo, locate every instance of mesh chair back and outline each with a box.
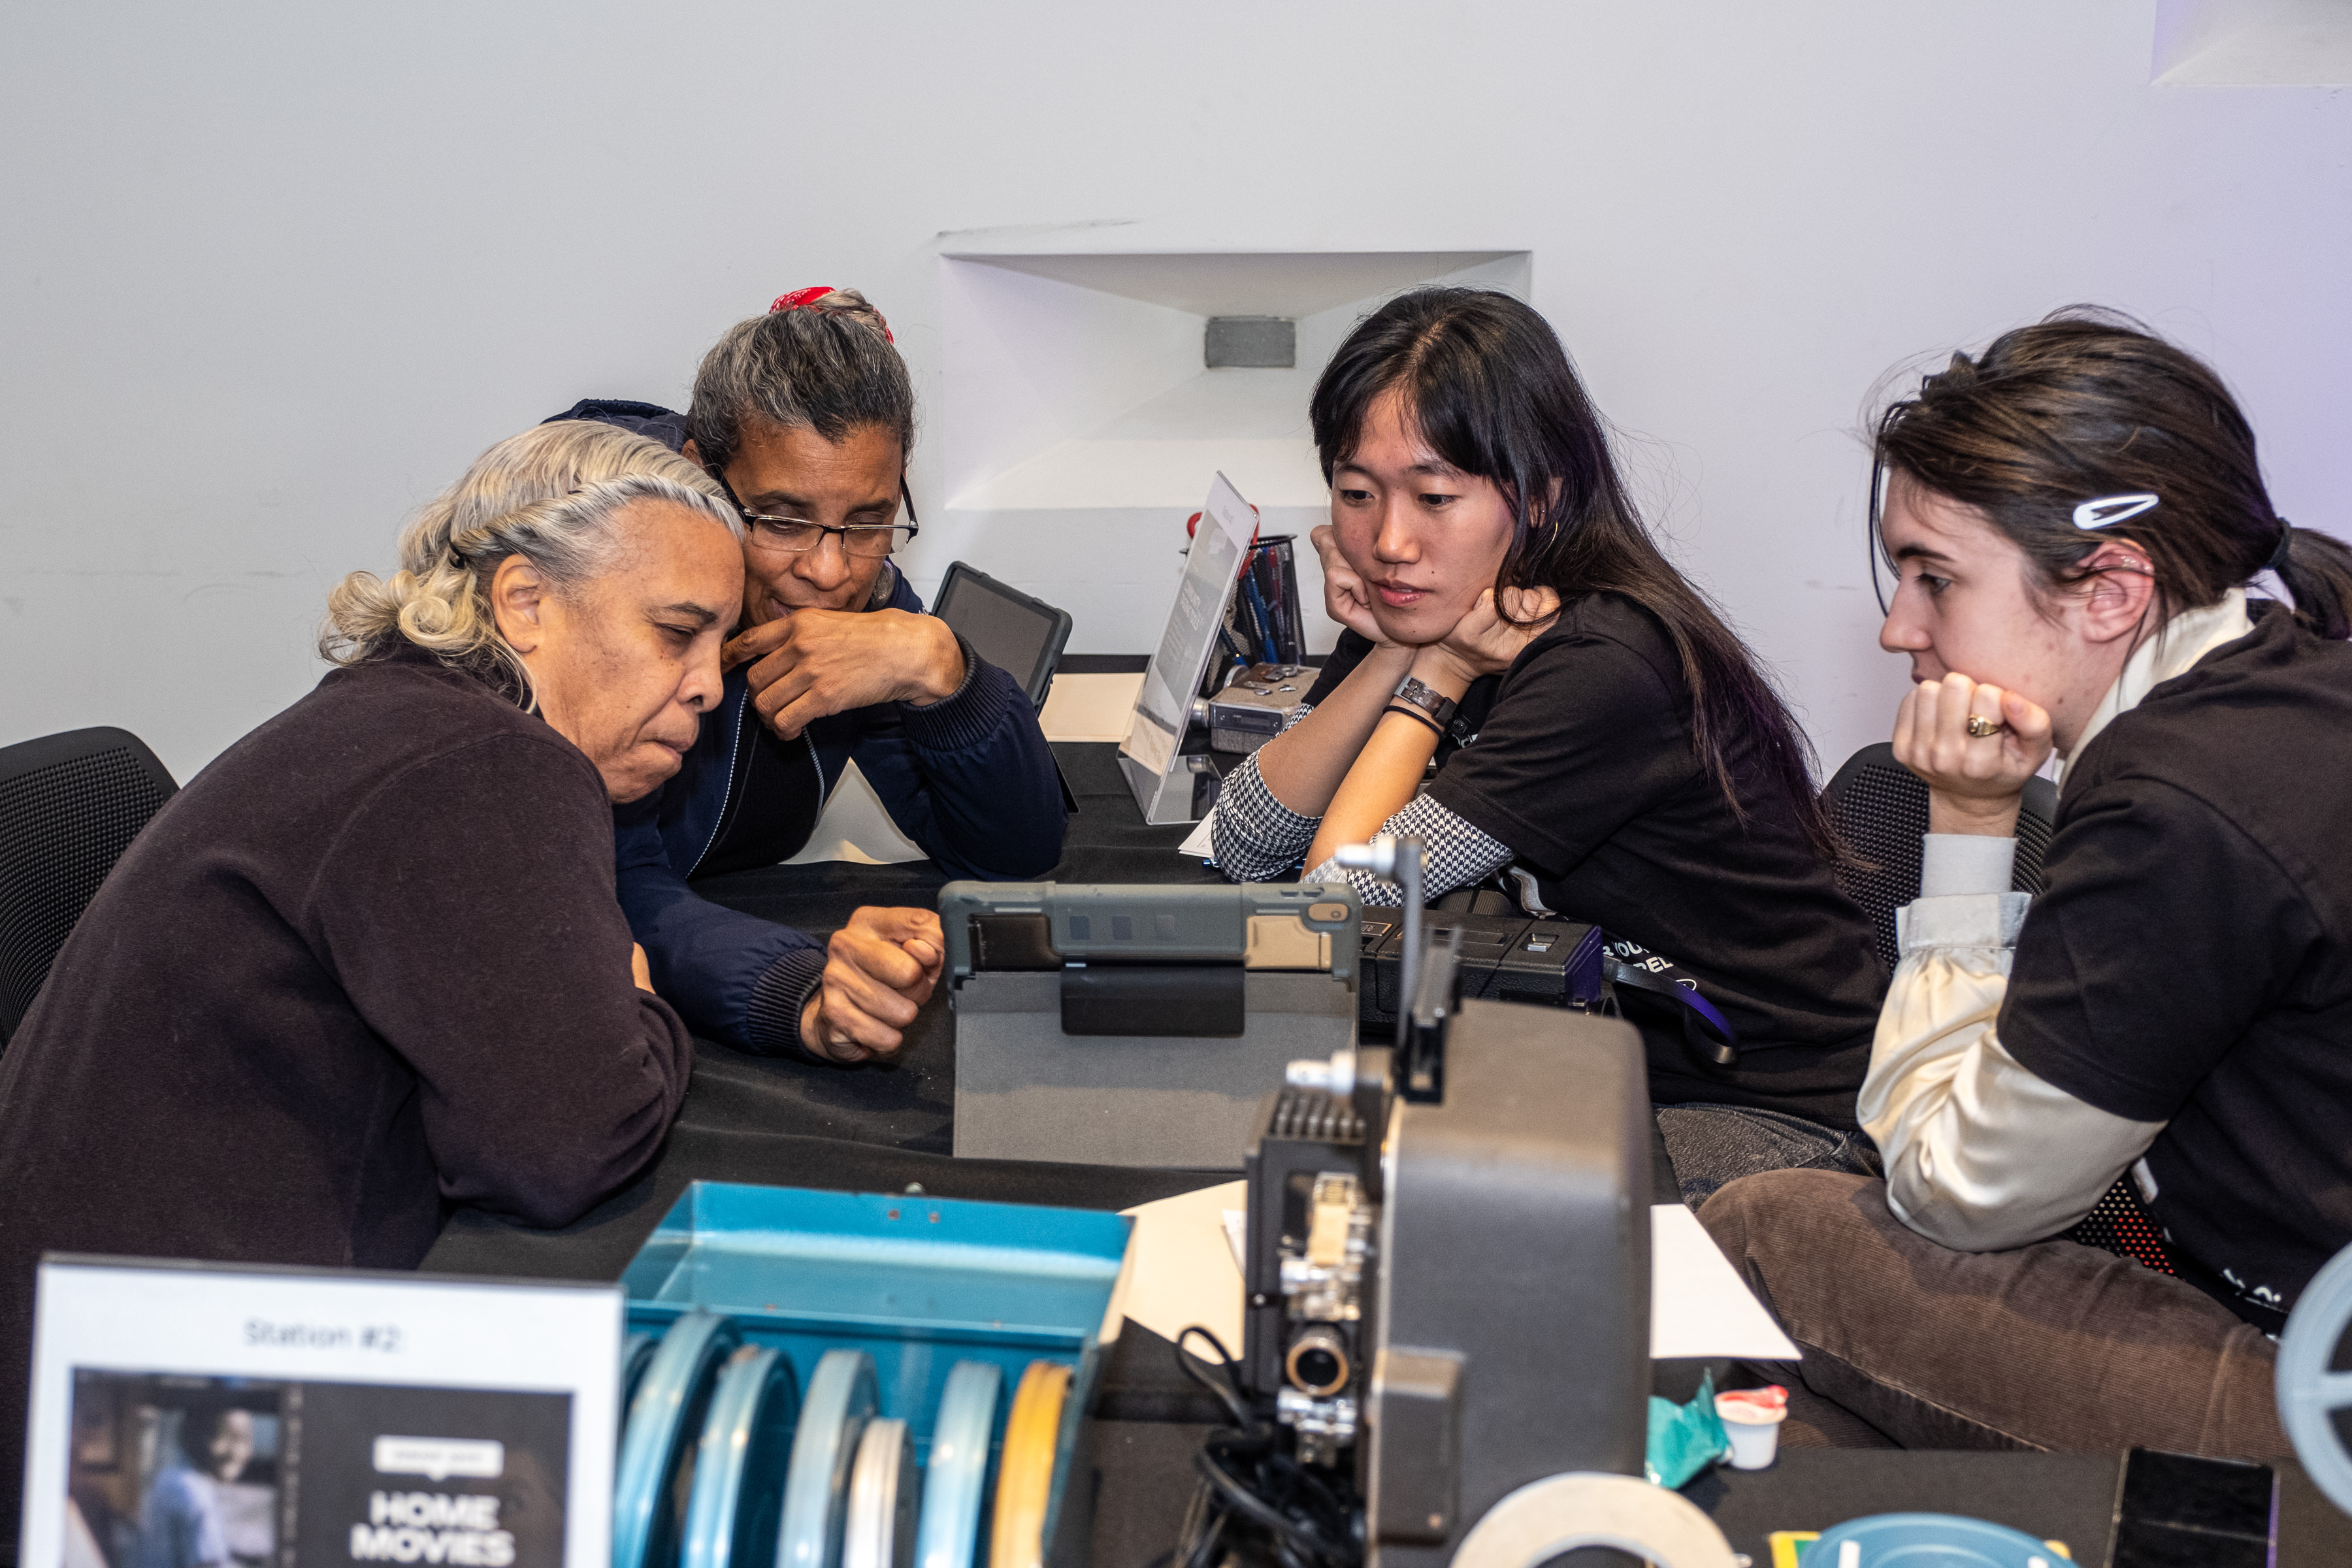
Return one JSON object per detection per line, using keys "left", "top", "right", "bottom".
{"left": 2062, "top": 1181, "right": 2178, "bottom": 1273}
{"left": 1819, "top": 743, "right": 2174, "bottom": 1273}
{"left": 0, "top": 727, "right": 178, "bottom": 1047}
{"left": 1821, "top": 742, "right": 2055, "bottom": 972}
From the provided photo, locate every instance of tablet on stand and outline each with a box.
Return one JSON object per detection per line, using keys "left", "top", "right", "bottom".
{"left": 1119, "top": 472, "right": 1258, "bottom": 825}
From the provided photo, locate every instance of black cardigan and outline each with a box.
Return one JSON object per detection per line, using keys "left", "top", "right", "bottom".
{"left": 0, "top": 646, "right": 694, "bottom": 1529}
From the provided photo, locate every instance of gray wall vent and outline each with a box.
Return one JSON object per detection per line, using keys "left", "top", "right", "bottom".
{"left": 1205, "top": 316, "right": 1296, "bottom": 368}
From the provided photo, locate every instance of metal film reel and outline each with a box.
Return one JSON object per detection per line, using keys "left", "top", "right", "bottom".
{"left": 623, "top": 1331, "right": 659, "bottom": 1419}
{"left": 842, "top": 1417, "right": 921, "bottom": 1568}
{"left": 682, "top": 1344, "right": 802, "bottom": 1568}
{"left": 779, "top": 1348, "right": 880, "bottom": 1568}
{"left": 988, "top": 1362, "right": 1071, "bottom": 1568}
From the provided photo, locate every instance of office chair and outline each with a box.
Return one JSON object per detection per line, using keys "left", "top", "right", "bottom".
{"left": 0, "top": 726, "right": 178, "bottom": 1048}
{"left": 1821, "top": 742, "right": 2174, "bottom": 1275}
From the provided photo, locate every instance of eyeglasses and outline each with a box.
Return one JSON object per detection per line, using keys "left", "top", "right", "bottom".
{"left": 742, "top": 515, "right": 915, "bottom": 558}
{"left": 714, "top": 471, "right": 922, "bottom": 559}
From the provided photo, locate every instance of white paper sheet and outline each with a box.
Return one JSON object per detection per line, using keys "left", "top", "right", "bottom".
{"left": 782, "top": 758, "right": 928, "bottom": 866}
{"left": 1119, "top": 1181, "right": 1250, "bottom": 1351}
{"left": 1118, "top": 1183, "right": 1799, "bottom": 1362}
{"left": 1177, "top": 808, "right": 1218, "bottom": 858}
{"left": 1039, "top": 671, "right": 1147, "bottom": 743}
{"left": 1648, "top": 1202, "right": 1801, "bottom": 1360}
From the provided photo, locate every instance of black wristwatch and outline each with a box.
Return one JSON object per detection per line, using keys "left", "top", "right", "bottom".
{"left": 1390, "top": 675, "right": 1458, "bottom": 732}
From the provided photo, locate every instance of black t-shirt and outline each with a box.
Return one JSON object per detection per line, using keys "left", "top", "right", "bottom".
{"left": 2001, "top": 604, "right": 2352, "bottom": 1330}
{"left": 1306, "top": 595, "right": 1885, "bottom": 1126}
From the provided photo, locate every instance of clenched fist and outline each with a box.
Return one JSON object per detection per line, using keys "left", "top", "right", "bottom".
{"left": 798, "top": 907, "right": 946, "bottom": 1064}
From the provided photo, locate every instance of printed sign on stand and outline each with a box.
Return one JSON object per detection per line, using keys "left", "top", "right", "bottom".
{"left": 1120, "top": 472, "right": 1259, "bottom": 824}
{"left": 20, "top": 1256, "right": 621, "bottom": 1568}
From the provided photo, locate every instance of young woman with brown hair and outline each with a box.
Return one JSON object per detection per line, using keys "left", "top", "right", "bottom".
{"left": 1703, "top": 310, "right": 2352, "bottom": 1452}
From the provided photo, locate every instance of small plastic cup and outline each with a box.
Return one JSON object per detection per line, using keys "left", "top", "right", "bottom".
{"left": 1715, "top": 1388, "right": 1788, "bottom": 1470}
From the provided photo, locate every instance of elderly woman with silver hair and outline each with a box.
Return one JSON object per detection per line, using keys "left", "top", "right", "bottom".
{"left": 0, "top": 421, "right": 745, "bottom": 1525}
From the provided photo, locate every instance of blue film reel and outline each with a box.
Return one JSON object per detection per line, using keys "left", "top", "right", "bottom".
{"left": 621, "top": 1332, "right": 659, "bottom": 1425}
{"left": 682, "top": 1344, "right": 802, "bottom": 1568}
{"left": 913, "top": 1362, "right": 1002, "bottom": 1568}
{"left": 615, "top": 1312, "right": 742, "bottom": 1568}
{"left": 1801, "top": 1512, "right": 2054, "bottom": 1567}
{"left": 777, "top": 1348, "right": 879, "bottom": 1568}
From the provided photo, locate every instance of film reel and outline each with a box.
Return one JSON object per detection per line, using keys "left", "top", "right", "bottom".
{"left": 914, "top": 1362, "right": 1003, "bottom": 1568}
{"left": 1450, "top": 1472, "right": 1738, "bottom": 1568}
{"left": 615, "top": 1312, "right": 743, "bottom": 1568}
{"left": 988, "top": 1361, "right": 1071, "bottom": 1568}
{"left": 682, "top": 1343, "right": 802, "bottom": 1568}
{"left": 622, "top": 1331, "right": 659, "bottom": 1419}
{"left": 779, "top": 1348, "right": 880, "bottom": 1568}
{"left": 842, "top": 1416, "right": 921, "bottom": 1568}
{"left": 2278, "top": 1237, "right": 2352, "bottom": 1515}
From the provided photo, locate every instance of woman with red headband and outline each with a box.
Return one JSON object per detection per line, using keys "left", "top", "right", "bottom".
{"left": 551, "top": 287, "right": 1067, "bottom": 1066}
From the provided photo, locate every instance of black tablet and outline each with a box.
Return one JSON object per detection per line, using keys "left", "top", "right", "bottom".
{"left": 929, "top": 561, "right": 1074, "bottom": 710}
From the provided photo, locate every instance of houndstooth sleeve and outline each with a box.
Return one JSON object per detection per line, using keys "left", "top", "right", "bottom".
{"left": 1209, "top": 706, "right": 1321, "bottom": 881}
{"left": 1304, "top": 791, "right": 1513, "bottom": 906}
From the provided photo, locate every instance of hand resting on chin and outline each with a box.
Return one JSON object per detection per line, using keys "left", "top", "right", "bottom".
{"left": 724, "top": 609, "right": 966, "bottom": 741}
{"left": 1893, "top": 673, "right": 2054, "bottom": 838}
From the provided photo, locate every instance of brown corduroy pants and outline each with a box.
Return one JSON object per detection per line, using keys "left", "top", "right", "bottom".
{"left": 1698, "top": 1169, "right": 2290, "bottom": 1455}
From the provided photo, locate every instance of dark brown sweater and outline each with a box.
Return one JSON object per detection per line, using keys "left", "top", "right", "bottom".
{"left": 0, "top": 646, "right": 694, "bottom": 1529}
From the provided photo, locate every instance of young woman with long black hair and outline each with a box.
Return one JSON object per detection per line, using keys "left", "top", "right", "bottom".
{"left": 1212, "top": 288, "right": 1886, "bottom": 1200}
{"left": 1703, "top": 310, "right": 2352, "bottom": 1453}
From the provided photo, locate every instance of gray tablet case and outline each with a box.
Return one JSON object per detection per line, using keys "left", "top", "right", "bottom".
{"left": 941, "top": 881, "right": 1360, "bottom": 1169}
{"left": 930, "top": 561, "right": 1073, "bottom": 711}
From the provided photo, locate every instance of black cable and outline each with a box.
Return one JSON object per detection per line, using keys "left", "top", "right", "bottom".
{"left": 1171, "top": 1327, "right": 1361, "bottom": 1568}
{"left": 1175, "top": 1326, "right": 1258, "bottom": 1428}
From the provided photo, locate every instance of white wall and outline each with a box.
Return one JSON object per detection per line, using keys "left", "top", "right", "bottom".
{"left": 3, "top": 1, "right": 2346, "bottom": 783}
{"left": 937, "top": 250, "right": 1531, "bottom": 653}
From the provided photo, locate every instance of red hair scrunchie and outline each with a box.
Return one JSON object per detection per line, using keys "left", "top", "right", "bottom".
{"left": 768, "top": 285, "right": 894, "bottom": 343}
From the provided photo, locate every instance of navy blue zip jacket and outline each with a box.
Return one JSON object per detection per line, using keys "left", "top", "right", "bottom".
{"left": 552, "top": 400, "right": 1068, "bottom": 1054}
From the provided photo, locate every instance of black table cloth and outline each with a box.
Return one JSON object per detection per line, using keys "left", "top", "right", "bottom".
{"left": 419, "top": 742, "right": 2352, "bottom": 1565}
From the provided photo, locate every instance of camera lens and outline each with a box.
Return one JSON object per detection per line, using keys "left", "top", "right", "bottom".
{"left": 1284, "top": 1326, "right": 1350, "bottom": 1397}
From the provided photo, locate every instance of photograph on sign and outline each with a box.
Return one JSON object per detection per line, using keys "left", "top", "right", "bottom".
{"left": 59, "top": 1373, "right": 568, "bottom": 1568}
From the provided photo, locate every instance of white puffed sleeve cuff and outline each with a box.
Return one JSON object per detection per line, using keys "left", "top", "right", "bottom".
{"left": 1896, "top": 891, "right": 2032, "bottom": 954}
{"left": 1865, "top": 883, "right": 2164, "bottom": 1252}
{"left": 1919, "top": 833, "right": 2017, "bottom": 898}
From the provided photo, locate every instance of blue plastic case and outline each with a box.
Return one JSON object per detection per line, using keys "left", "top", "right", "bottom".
{"left": 618, "top": 1181, "right": 1135, "bottom": 1565}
